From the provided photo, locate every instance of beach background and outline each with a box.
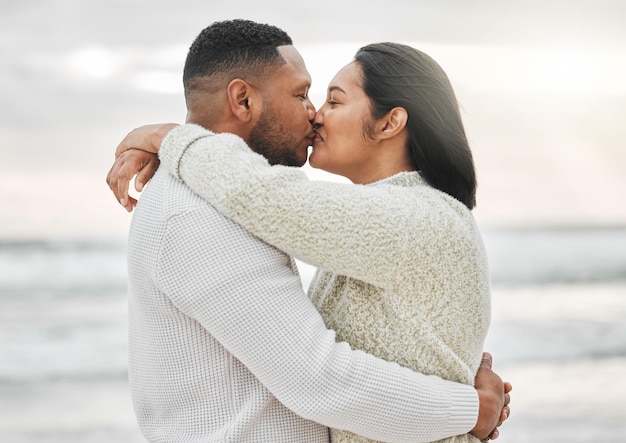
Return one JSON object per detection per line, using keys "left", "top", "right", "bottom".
{"left": 1, "top": 1, "right": 625, "bottom": 441}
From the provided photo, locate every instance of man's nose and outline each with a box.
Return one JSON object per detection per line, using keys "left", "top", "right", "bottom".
{"left": 307, "top": 101, "right": 316, "bottom": 122}
{"left": 312, "top": 108, "right": 323, "bottom": 127}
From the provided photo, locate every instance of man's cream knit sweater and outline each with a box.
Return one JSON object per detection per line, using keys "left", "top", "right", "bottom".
{"left": 159, "top": 124, "right": 491, "bottom": 443}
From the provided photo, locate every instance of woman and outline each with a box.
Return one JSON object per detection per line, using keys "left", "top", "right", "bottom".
{"left": 113, "top": 43, "right": 495, "bottom": 443}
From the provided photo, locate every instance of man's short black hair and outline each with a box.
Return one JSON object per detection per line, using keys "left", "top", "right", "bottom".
{"left": 183, "top": 19, "right": 293, "bottom": 91}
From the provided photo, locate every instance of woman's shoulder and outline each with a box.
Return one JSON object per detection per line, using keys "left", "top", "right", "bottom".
{"left": 373, "top": 171, "right": 469, "bottom": 214}
{"left": 376, "top": 172, "right": 481, "bottom": 242}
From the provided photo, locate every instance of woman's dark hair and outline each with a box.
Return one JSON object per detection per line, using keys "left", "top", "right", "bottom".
{"left": 355, "top": 42, "right": 477, "bottom": 209}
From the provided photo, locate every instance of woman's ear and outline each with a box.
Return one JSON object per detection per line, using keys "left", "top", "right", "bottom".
{"left": 378, "top": 107, "right": 408, "bottom": 139}
{"left": 227, "top": 79, "right": 257, "bottom": 123}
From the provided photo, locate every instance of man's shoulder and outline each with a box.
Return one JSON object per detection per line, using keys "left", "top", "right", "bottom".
{"left": 135, "top": 168, "right": 288, "bottom": 256}
{"left": 136, "top": 167, "right": 217, "bottom": 219}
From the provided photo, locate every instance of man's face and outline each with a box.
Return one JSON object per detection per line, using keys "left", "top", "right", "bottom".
{"left": 249, "top": 46, "right": 316, "bottom": 167}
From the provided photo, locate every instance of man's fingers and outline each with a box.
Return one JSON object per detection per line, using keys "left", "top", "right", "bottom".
{"left": 495, "top": 404, "right": 510, "bottom": 428}
{"left": 503, "top": 405, "right": 510, "bottom": 420}
{"left": 487, "top": 427, "right": 499, "bottom": 440}
{"left": 479, "top": 352, "right": 493, "bottom": 369}
{"left": 477, "top": 352, "right": 508, "bottom": 442}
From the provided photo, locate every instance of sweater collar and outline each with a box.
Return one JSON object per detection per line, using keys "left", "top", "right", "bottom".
{"left": 367, "top": 171, "right": 426, "bottom": 188}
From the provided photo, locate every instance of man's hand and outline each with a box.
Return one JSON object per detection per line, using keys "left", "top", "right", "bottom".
{"left": 105, "top": 123, "right": 179, "bottom": 212}
{"left": 470, "top": 352, "right": 512, "bottom": 441}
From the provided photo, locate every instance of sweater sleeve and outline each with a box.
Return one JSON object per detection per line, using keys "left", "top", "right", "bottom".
{"left": 157, "top": 205, "right": 478, "bottom": 442}
{"left": 159, "top": 124, "right": 428, "bottom": 289}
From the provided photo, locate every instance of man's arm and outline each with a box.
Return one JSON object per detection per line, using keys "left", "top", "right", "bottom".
{"left": 158, "top": 205, "right": 487, "bottom": 442}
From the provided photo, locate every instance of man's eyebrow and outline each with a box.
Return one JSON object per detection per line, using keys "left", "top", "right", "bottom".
{"left": 296, "top": 80, "right": 311, "bottom": 90}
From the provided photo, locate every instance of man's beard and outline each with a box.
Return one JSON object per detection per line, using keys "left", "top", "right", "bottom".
{"left": 248, "top": 106, "right": 305, "bottom": 167}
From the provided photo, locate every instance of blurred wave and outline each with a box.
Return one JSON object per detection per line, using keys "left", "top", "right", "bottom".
{"left": 1, "top": 226, "right": 625, "bottom": 382}
{"left": 2, "top": 226, "right": 624, "bottom": 292}
{"left": 483, "top": 226, "right": 626, "bottom": 284}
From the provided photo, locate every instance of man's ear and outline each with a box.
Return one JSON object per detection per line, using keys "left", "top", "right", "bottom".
{"left": 377, "top": 107, "right": 408, "bottom": 140}
{"left": 227, "top": 79, "right": 258, "bottom": 123}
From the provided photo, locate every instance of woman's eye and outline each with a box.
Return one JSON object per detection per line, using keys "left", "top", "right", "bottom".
{"left": 327, "top": 100, "right": 339, "bottom": 105}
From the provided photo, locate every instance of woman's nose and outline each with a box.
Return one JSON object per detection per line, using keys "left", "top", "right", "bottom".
{"left": 312, "top": 106, "right": 324, "bottom": 127}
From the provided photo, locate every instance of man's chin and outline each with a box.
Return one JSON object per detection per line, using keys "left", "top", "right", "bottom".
{"left": 294, "top": 145, "right": 311, "bottom": 167}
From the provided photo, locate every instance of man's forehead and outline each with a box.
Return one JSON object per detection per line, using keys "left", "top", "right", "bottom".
{"left": 277, "top": 44, "right": 300, "bottom": 59}
{"left": 277, "top": 45, "right": 311, "bottom": 83}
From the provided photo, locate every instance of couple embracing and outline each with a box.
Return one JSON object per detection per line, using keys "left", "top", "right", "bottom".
{"left": 107, "top": 19, "right": 511, "bottom": 443}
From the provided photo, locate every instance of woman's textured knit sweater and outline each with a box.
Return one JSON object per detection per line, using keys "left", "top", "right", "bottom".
{"left": 160, "top": 124, "right": 491, "bottom": 443}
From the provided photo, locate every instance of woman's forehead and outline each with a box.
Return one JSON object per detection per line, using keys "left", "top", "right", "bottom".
{"left": 329, "top": 62, "right": 362, "bottom": 91}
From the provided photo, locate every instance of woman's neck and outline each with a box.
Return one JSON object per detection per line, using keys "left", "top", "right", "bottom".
{"left": 348, "top": 139, "right": 414, "bottom": 184}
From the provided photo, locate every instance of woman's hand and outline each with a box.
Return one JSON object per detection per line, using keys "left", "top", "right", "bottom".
{"left": 114, "top": 123, "right": 179, "bottom": 157}
{"left": 106, "top": 123, "right": 179, "bottom": 211}
{"left": 105, "top": 149, "right": 158, "bottom": 212}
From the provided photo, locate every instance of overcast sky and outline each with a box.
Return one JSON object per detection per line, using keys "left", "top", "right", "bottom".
{"left": 3, "top": 0, "right": 626, "bottom": 48}
{"left": 2, "top": 0, "right": 625, "bottom": 171}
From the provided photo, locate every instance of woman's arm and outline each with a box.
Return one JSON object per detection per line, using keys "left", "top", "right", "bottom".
{"left": 159, "top": 124, "right": 440, "bottom": 289}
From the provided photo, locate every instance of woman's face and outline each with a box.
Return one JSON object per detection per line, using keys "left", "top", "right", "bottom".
{"left": 309, "top": 62, "right": 378, "bottom": 183}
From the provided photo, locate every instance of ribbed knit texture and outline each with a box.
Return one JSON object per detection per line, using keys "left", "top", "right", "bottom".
{"left": 161, "top": 124, "right": 491, "bottom": 442}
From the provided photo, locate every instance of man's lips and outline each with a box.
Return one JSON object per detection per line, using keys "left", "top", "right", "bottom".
{"left": 311, "top": 133, "right": 323, "bottom": 143}
{"left": 306, "top": 132, "right": 322, "bottom": 145}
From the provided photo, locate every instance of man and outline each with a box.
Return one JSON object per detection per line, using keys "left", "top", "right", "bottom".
{"left": 107, "top": 19, "right": 510, "bottom": 442}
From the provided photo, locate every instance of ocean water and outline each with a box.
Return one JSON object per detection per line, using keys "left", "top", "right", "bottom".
{"left": 1, "top": 227, "right": 625, "bottom": 442}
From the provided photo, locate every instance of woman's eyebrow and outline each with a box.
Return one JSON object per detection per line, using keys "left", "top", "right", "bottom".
{"left": 328, "top": 85, "right": 347, "bottom": 94}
